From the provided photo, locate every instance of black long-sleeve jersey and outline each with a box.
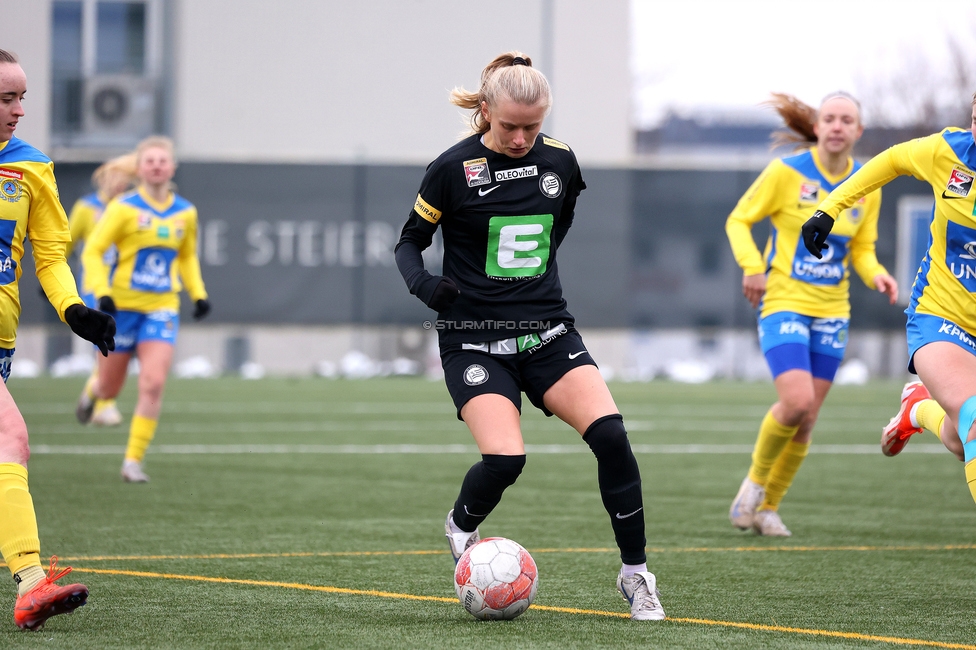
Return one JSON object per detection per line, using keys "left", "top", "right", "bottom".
{"left": 396, "top": 132, "right": 586, "bottom": 347}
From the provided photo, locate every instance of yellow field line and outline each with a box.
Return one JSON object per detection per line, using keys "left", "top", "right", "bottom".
{"left": 47, "top": 543, "right": 976, "bottom": 562}
{"left": 71, "top": 567, "right": 976, "bottom": 650}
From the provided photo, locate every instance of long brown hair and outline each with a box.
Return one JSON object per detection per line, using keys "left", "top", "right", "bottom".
{"left": 450, "top": 51, "right": 552, "bottom": 135}
{"left": 766, "top": 91, "right": 861, "bottom": 150}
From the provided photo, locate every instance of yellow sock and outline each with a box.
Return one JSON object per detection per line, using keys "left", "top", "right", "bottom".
{"left": 125, "top": 415, "right": 158, "bottom": 462}
{"left": 761, "top": 440, "right": 810, "bottom": 511}
{"left": 747, "top": 410, "right": 800, "bottom": 485}
{"left": 94, "top": 398, "right": 114, "bottom": 411}
{"left": 966, "top": 460, "right": 976, "bottom": 506}
{"left": 0, "top": 464, "right": 42, "bottom": 588}
{"left": 915, "top": 399, "right": 947, "bottom": 441}
{"left": 83, "top": 375, "right": 96, "bottom": 400}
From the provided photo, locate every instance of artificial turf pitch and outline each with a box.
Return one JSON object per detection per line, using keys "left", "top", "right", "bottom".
{"left": 0, "top": 376, "right": 973, "bottom": 649}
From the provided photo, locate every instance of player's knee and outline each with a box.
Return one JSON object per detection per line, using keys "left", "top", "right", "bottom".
{"left": 0, "top": 407, "right": 29, "bottom": 464}
{"left": 138, "top": 374, "right": 166, "bottom": 400}
{"left": 778, "top": 393, "right": 814, "bottom": 425}
{"left": 583, "top": 414, "right": 630, "bottom": 458}
{"left": 481, "top": 454, "right": 526, "bottom": 487}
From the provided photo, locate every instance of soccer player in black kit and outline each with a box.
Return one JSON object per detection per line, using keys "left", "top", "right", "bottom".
{"left": 395, "top": 51, "right": 665, "bottom": 621}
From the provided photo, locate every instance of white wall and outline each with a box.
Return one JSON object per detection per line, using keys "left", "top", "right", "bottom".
{"left": 173, "top": 0, "right": 631, "bottom": 165}
{"left": 0, "top": 0, "right": 53, "bottom": 152}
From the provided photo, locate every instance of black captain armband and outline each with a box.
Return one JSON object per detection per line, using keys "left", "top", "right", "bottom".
{"left": 800, "top": 210, "right": 835, "bottom": 259}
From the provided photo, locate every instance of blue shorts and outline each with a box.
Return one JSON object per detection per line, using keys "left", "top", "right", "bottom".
{"left": 113, "top": 310, "right": 179, "bottom": 353}
{"left": 906, "top": 312, "right": 976, "bottom": 373}
{"left": 81, "top": 291, "right": 97, "bottom": 309}
{"left": 758, "top": 311, "right": 849, "bottom": 381}
{"left": 0, "top": 347, "right": 12, "bottom": 383}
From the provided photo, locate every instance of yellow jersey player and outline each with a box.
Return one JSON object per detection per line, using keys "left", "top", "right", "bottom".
{"left": 726, "top": 92, "right": 897, "bottom": 536}
{"left": 78, "top": 135, "right": 209, "bottom": 483}
{"left": 0, "top": 48, "right": 115, "bottom": 630}
{"left": 66, "top": 152, "right": 136, "bottom": 427}
{"left": 802, "top": 92, "right": 976, "bottom": 507}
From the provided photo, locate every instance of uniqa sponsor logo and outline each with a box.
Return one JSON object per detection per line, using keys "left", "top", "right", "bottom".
{"left": 131, "top": 270, "right": 171, "bottom": 289}
{"left": 793, "top": 261, "right": 842, "bottom": 279}
{"left": 949, "top": 263, "right": 976, "bottom": 281}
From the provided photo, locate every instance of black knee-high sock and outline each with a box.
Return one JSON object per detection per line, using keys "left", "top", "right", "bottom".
{"left": 584, "top": 414, "right": 646, "bottom": 565}
{"left": 452, "top": 454, "right": 526, "bottom": 532}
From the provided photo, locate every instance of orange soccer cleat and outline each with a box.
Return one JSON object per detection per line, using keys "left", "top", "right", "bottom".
{"left": 881, "top": 381, "right": 931, "bottom": 457}
{"left": 14, "top": 556, "right": 88, "bottom": 631}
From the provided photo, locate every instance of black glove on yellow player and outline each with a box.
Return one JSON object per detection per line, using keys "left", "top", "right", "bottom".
{"left": 97, "top": 295, "right": 117, "bottom": 315}
{"left": 193, "top": 299, "right": 211, "bottom": 320}
{"left": 64, "top": 304, "right": 116, "bottom": 356}
{"left": 800, "top": 210, "right": 835, "bottom": 259}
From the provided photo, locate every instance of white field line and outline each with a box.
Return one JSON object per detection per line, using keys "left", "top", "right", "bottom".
{"left": 25, "top": 418, "right": 886, "bottom": 435}
{"left": 28, "top": 443, "right": 949, "bottom": 455}
{"left": 16, "top": 401, "right": 891, "bottom": 419}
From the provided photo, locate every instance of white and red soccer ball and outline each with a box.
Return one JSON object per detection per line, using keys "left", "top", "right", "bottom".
{"left": 453, "top": 537, "right": 538, "bottom": 620}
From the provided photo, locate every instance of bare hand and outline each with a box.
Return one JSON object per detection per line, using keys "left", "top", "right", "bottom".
{"left": 742, "top": 273, "right": 766, "bottom": 309}
{"left": 873, "top": 273, "right": 898, "bottom": 304}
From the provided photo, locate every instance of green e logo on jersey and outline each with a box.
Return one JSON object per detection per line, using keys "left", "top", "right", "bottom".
{"left": 485, "top": 214, "right": 554, "bottom": 278}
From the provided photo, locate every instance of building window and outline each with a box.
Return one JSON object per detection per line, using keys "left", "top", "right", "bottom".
{"left": 50, "top": 0, "right": 162, "bottom": 151}
{"left": 96, "top": 2, "right": 146, "bottom": 74}
{"left": 51, "top": 1, "right": 84, "bottom": 133}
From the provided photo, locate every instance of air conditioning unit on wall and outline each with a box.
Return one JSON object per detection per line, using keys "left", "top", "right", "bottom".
{"left": 82, "top": 75, "right": 156, "bottom": 144}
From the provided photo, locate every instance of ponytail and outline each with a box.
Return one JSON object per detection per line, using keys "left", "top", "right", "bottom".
{"left": 450, "top": 51, "right": 552, "bottom": 135}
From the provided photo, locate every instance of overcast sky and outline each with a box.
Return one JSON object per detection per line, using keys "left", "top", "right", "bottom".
{"left": 631, "top": 0, "right": 976, "bottom": 128}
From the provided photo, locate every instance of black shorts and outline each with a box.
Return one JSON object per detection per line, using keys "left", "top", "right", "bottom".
{"left": 440, "top": 326, "right": 597, "bottom": 420}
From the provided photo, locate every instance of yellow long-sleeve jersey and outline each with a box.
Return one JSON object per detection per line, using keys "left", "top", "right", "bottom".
{"left": 0, "top": 137, "right": 83, "bottom": 347}
{"left": 66, "top": 191, "right": 106, "bottom": 258}
{"left": 726, "top": 148, "right": 886, "bottom": 319}
{"left": 82, "top": 187, "right": 207, "bottom": 313}
{"left": 818, "top": 128, "right": 976, "bottom": 334}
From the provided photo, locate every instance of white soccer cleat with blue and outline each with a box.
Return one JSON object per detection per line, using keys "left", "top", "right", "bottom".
{"left": 729, "top": 476, "right": 765, "bottom": 530}
{"left": 444, "top": 509, "right": 480, "bottom": 564}
{"left": 616, "top": 571, "right": 666, "bottom": 621}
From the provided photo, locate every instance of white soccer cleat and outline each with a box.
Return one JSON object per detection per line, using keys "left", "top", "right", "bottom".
{"left": 616, "top": 571, "right": 666, "bottom": 621}
{"left": 752, "top": 509, "right": 792, "bottom": 537}
{"left": 121, "top": 460, "right": 150, "bottom": 483}
{"left": 729, "top": 476, "right": 765, "bottom": 530}
{"left": 445, "top": 509, "right": 479, "bottom": 564}
{"left": 91, "top": 401, "right": 123, "bottom": 427}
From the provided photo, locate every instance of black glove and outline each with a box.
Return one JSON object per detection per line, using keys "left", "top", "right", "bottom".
{"left": 425, "top": 276, "right": 460, "bottom": 312}
{"left": 193, "top": 298, "right": 211, "bottom": 320}
{"left": 64, "top": 304, "right": 116, "bottom": 357}
{"left": 800, "top": 210, "right": 835, "bottom": 259}
{"left": 97, "top": 295, "right": 117, "bottom": 315}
